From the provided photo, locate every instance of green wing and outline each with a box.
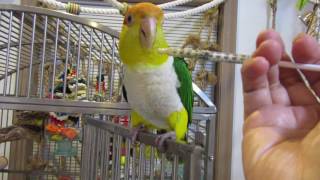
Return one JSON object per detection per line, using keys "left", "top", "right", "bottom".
{"left": 173, "top": 57, "right": 194, "bottom": 125}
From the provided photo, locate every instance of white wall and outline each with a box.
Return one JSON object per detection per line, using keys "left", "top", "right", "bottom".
{"left": 0, "top": 0, "right": 20, "bottom": 4}
{"left": 231, "top": 1, "right": 308, "bottom": 180}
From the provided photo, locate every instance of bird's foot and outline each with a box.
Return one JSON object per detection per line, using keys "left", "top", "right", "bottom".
{"left": 130, "top": 125, "right": 146, "bottom": 145}
{"left": 155, "top": 131, "right": 176, "bottom": 152}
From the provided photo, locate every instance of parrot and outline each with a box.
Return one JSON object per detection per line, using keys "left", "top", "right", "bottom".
{"left": 119, "top": 2, "right": 194, "bottom": 149}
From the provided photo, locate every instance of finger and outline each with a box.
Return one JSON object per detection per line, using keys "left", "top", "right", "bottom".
{"left": 256, "top": 30, "right": 285, "bottom": 86}
{"left": 279, "top": 34, "right": 320, "bottom": 105}
{"left": 292, "top": 33, "right": 320, "bottom": 98}
{"left": 256, "top": 30, "right": 290, "bottom": 105}
{"left": 254, "top": 39, "right": 291, "bottom": 105}
{"left": 242, "top": 57, "right": 270, "bottom": 92}
{"left": 256, "top": 29, "right": 285, "bottom": 52}
{"left": 242, "top": 56, "right": 272, "bottom": 117}
{"left": 254, "top": 39, "right": 282, "bottom": 66}
{"left": 292, "top": 33, "right": 320, "bottom": 83}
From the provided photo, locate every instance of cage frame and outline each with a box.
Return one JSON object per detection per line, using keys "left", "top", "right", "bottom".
{"left": 0, "top": 3, "right": 219, "bottom": 180}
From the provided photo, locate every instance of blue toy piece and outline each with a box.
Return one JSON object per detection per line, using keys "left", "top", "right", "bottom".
{"left": 58, "top": 69, "right": 71, "bottom": 81}
{"left": 54, "top": 140, "right": 77, "bottom": 157}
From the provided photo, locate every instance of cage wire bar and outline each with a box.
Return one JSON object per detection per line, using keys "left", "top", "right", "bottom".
{"left": 82, "top": 118, "right": 203, "bottom": 180}
{"left": 0, "top": 5, "right": 121, "bottom": 101}
{"left": 0, "top": 4, "right": 217, "bottom": 180}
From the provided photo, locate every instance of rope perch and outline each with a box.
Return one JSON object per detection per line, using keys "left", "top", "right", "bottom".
{"left": 164, "top": 0, "right": 225, "bottom": 19}
{"left": 39, "top": 0, "right": 225, "bottom": 19}
{"left": 159, "top": 0, "right": 194, "bottom": 9}
{"left": 40, "top": 0, "right": 125, "bottom": 15}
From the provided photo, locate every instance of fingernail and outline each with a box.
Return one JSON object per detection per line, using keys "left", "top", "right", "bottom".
{"left": 256, "top": 30, "right": 283, "bottom": 49}
{"left": 247, "top": 57, "right": 269, "bottom": 78}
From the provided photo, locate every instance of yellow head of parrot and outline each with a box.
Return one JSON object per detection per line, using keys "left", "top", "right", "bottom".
{"left": 119, "top": 3, "right": 169, "bottom": 67}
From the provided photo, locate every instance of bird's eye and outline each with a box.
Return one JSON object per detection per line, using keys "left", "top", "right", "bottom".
{"left": 127, "top": 15, "right": 133, "bottom": 25}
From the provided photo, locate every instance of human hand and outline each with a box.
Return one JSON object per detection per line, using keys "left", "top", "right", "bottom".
{"left": 242, "top": 29, "right": 320, "bottom": 180}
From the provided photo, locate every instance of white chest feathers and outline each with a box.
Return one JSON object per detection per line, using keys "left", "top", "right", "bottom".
{"left": 124, "top": 57, "right": 183, "bottom": 129}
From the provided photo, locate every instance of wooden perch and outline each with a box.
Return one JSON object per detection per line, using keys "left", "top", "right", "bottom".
{"left": 0, "top": 126, "right": 41, "bottom": 143}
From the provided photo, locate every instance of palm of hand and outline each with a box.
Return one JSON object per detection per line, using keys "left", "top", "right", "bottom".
{"left": 242, "top": 31, "right": 320, "bottom": 180}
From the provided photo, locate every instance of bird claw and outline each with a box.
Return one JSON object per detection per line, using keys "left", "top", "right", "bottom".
{"left": 155, "top": 132, "right": 176, "bottom": 152}
{"left": 130, "top": 125, "right": 146, "bottom": 145}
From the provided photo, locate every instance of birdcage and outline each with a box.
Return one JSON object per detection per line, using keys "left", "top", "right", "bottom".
{"left": 0, "top": 4, "right": 217, "bottom": 180}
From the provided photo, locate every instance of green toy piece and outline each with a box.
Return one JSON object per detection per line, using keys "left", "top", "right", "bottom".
{"left": 34, "top": 119, "right": 43, "bottom": 127}
{"left": 50, "top": 134, "right": 64, "bottom": 141}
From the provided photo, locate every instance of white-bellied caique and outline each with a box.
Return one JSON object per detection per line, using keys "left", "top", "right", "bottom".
{"left": 119, "top": 2, "right": 193, "bottom": 148}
